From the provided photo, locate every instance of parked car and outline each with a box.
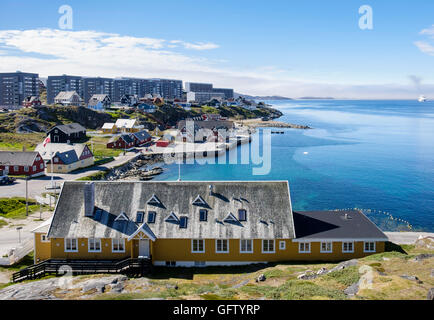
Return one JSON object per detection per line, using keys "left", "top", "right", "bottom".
{"left": 0, "top": 175, "right": 16, "bottom": 185}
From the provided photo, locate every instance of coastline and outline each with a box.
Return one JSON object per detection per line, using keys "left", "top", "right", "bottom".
{"left": 237, "top": 118, "right": 312, "bottom": 129}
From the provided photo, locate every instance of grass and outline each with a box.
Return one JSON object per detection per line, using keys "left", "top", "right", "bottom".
{"left": 87, "top": 135, "right": 122, "bottom": 158}
{"left": 322, "top": 266, "right": 361, "bottom": 286}
{"left": 0, "top": 132, "right": 45, "bottom": 151}
{"left": 0, "top": 219, "right": 8, "bottom": 228}
{"left": 76, "top": 170, "right": 109, "bottom": 181}
{"left": 0, "top": 197, "right": 50, "bottom": 219}
{"left": 264, "top": 280, "right": 347, "bottom": 300}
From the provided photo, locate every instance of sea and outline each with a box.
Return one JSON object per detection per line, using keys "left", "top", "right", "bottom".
{"left": 154, "top": 100, "right": 434, "bottom": 232}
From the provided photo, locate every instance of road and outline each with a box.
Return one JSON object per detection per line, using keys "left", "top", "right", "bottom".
{"left": 0, "top": 151, "right": 139, "bottom": 199}
{"left": 385, "top": 232, "right": 434, "bottom": 245}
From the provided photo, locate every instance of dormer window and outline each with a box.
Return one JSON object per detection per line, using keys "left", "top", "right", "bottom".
{"left": 136, "top": 211, "right": 144, "bottom": 223}
{"left": 192, "top": 195, "right": 207, "bottom": 206}
{"left": 199, "top": 209, "right": 207, "bottom": 221}
{"left": 115, "top": 212, "right": 129, "bottom": 221}
{"left": 179, "top": 216, "right": 188, "bottom": 229}
{"left": 224, "top": 213, "right": 238, "bottom": 223}
{"left": 238, "top": 209, "right": 247, "bottom": 221}
{"left": 147, "top": 194, "right": 161, "bottom": 206}
{"left": 165, "top": 212, "right": 179, "bottom": 223}
{"left": 148, "top": 211, "right": 156, "bottom": 223}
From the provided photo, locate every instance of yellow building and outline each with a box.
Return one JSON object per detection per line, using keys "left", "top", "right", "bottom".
{"left": 33, "top": 181, "right": 388, "bottom": 266}
{"left": 35, "top": 143, "right": 95, "bottom": 173}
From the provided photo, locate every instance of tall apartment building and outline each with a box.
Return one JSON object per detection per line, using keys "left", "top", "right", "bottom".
{"left": 212, "top": 88, "right": 234, "bottom": 100}
{"left": 82, "top": 77, "right": 114, "bottom": 103}
{"left": 47, "top": 75, "right": 83, "bottom": 104}
{"left": 185, "top": 82, "right": 213, "bottom": 93}
{"left": 0, "top": 71, "right": 39, "bottom": 107}
{"left": 113, "top": 78, "right": 182, "bottom": 102}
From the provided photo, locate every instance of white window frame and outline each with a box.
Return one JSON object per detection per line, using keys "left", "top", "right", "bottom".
{"left": 299, "top": 242, "right": 311, "bottom": 253}
{"left": 192, "top": 239, "right": 205, "bottom": 253}
{"left": 262, "top": 239, "right": 275, "bottom": 253}
{"left": 88, "top": 238, "right": 102, "bottom": 252}
{"left": 41, "top": 234, "right": 50, "bottom": 243}
{"left": 64, "top": 238, "right": 78, "bottom": 252}
{"left": 240, "top": 239, "right": 253, "bottom": 253}
{"left": 342, "top": 241, "right": 354, "bottom": 253}
{"left": 363, "top": 241, "right": 376, "bottom": 253}
{"left": 320, "top": 241, "right": 333, "bottom": 253}
{"left": 112, "top": 238, "right": 125, "bottom": 253}
{"left": 215, "top": 239, "right": 229, "bottom": 253}
{"left": 279, "top": 240, "right": 286, "bottom": 250}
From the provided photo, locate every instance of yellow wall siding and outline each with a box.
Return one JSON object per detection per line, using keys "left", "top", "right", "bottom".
{"left": 34, "top": 232, "right": 51, "bottom": 263}
{"left": 35, "top": 236, "right": 385, "bottom": 263}
{"left": 46, "top": 157, "right": 94, "bottom": 173}
{"left": 152, "top": 239, "right": 385, "bottom": 263}
{"left": 49, "top": 238, "right": 132, "bottom": 260}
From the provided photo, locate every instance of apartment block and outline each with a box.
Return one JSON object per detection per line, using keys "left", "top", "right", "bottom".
{"left": 0, "top": 71, "right": 39, "bottom": 107}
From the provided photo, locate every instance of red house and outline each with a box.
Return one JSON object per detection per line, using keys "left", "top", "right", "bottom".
{"left": 130, "top": 130, "right": 152, "bottom": 147}
{"left": 0, "top": 151, "right": 45, "bottom": 177}
{"left": 106, "top": 134, "right": 135, "bottom": 150}
{"left": 23, "top": 96, "right": 42, "bottom": 108}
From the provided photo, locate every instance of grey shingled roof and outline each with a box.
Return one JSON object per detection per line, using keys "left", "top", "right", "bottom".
{"left": 131, "top": 130, "right": 151, "bottom": 141}
{"left": 35, "top": 143, "right": 89, "bottom": 164}
{"left": 292, "top": 211, "right": 388, "bottom": 240}
{"left": 109, "top": 134, "right": 135, "bottom": 144}
{"left": 0, "top": 151, "right": 38, "bottom": 166}
{"left": 177, "top": 120, "right": 234, "bottom": 131}
{"left": 49, "top": 123, "right": 86, "bottom": 135}
{"left": 47, "top": 181, "right": 295, "bottom": 240}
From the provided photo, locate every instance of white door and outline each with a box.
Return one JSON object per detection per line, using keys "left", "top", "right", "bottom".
{"left": 139, "top": 239, "right": 150, "bottom": 258}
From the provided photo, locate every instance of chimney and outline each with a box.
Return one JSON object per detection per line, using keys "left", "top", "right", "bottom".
{"left": 209, "top": 184, "right": 213, "bottom": 195}
{"left": 84, "top": 182, "right": 95, "bottom": 217}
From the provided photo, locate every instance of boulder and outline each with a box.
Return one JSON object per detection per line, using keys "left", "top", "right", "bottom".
{"left": 344, "top": 281, "right": 360, "bottom": 296}
{"left": 329, "top": 259, "right": 358, "bottom": 273}
{"left": 412, "top": 254, "right": 434, "bottom": 262}
{"left": 400, "top": 275, "right": 423, "bottom": 284}
{"left": 257, "top": 274, "right": 266, "bottom": 282}
{"left": 428, "top": 288, "right": 434, "bottom": 300}
{"left": 316, "top": 268, "right": 328, "bottom": 275}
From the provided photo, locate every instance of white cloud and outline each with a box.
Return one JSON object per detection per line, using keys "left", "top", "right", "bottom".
{"left": 420, "top": 25, "right": 434, "bottom": 37}
{"left": 414, "top": 41, "right": 434, "bottom": 56}
{"left": 0, "top": 28, "right": 432, "bottom": 99}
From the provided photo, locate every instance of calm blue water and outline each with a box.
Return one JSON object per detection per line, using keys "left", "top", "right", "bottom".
{"left": 155, "top": 100, "right": 434, "bottom": 232}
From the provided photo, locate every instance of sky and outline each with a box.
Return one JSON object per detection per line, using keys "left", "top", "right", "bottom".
{"left": 1, "top": 0, "right": 434, "bottom": 99}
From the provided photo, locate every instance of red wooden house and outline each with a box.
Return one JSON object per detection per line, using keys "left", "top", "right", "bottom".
{"left": 106, "top": 134, "right": 135, "bottom": 150}
{"left": 0, "top": 151, "right": 45, "bottom": 177}
{"left": 23, "top": 96, "right": 42, "bottom": 108}
{"left": 130, "top": 130, "right": 152, "bottom": 147}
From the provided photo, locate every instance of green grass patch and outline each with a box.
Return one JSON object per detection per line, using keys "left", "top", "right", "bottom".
{"left": 0, "top": 219, "right": 8, "bottom": 228}
{"left": 0, "top": 197, "right": 48, "bottom": 219}
{"left": 360, "top": 251, "right": 408, "bottom": 262}
{"left": 0, "top": 253, "right": 34, "bottom": 272}
{"left": 266, "top": 280, "right": 347, "bottom": 300}
{"left": 76, "top": 170, "right": 109, "bottom": 181}
{"left": 322, "top": 266, "right": 360, "bottom": 286}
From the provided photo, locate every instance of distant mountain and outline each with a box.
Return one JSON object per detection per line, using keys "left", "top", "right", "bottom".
{"left": 298, "top": 97, "right": 335, "bottom": 100}
{"left": 235, "top": 93, "right": 293, "bottom": 101}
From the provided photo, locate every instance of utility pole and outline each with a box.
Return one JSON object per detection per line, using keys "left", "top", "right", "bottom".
{"left": 25, "top": 176, "right": 29, "bottom": 217}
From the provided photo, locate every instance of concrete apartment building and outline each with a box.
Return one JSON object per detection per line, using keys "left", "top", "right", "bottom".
{"left": 185, "top": 82, "right": 213, "bottom": 93}
{"left": 0, "top": 71, "right": 39, "bottom": 107}
{"left": 113, "top": 78, "right": 182, "bottom": 102}
{"left": 212, "top": 88, "right": 234, "bottom": 100}
{"left": 47, "top": 75, "right": 83, "bottom": 104}
{"left": 83, "top": 77, "right": 114, "bottom": 104}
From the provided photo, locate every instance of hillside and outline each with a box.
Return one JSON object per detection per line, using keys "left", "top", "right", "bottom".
{"left": 0, "top": 242, "right": 432, "bottom": 300}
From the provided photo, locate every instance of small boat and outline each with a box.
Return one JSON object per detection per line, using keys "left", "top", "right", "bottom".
{"left": 418, "top": 95, "right": 427, "bottom": 102}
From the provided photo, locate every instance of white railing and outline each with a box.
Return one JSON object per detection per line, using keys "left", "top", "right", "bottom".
{"left": 8, "top": 239, "right": 34, "bottom": 265}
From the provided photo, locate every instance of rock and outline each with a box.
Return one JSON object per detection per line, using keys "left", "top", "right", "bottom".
{"left": 412, "top": 254, "right": 434, "bottom": 262}
{"left": 257, "top": 274, "right": 266, "bottom": 282}
{"left": 329, "top": 259, "right": 358, "bottom": 273}
{"left": 344, "top": 281, "right": 360, "bottom": 296}
{"left": 82, "top": 281, "right": 107, "bottom": 293}
{"left": 297, "top": 273, "right": 317, "bottom": 280}
{"left": 110, "top": 282, "right": 124, "bottom": 293}
{"left": 431, "top": 270, "right": 434, "bottom": 278}
{"left": 316, "top": 268, "right": 328, "bottom": 275}
{"left": 428, "top": 288, "right": 434, "bottom": 300}
{"left": 400, "top": 275, "right": 423, "bottom": 284}
{"left": 382, "top": 257, "right": 390, "bottom": 261}
{"left": 414, "top": 237, "right": 434, "bottom": 250}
